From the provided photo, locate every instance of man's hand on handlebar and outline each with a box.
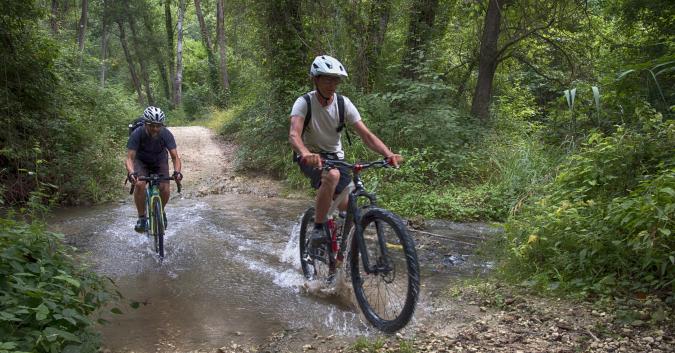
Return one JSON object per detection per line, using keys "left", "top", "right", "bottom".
{"left": 300, "top": 153, "right": 322, "bottom": 168}
{"left": 173, "top": 171, "right": 183, "bottom": 182}
{"left": 386, "top": 154, "right": 403, "bottom": 168}
{"left": 127, "top": 172, "right": 138, "bottom": 184}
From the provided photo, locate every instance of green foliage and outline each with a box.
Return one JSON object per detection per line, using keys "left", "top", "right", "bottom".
{"left": 503, "top": 108, "right": 674, "bottom": 298}
{"left": 0, "top": 218, "right": 120, "bottom": 352}
{"left": 0, "top": 2, "right": 136, "bottom": 207}
{"left": 52, "top": 49, "right": 137, "bottom": 205}
{"left": 221, "top": 87, "right": 296, "bottom": 177}
{"left": 182, "top": 39, "right": 225, "bottom": 118}
{"left": 348, "top": 336, "right": 415, "bottom": 353}
{"left": 350, "top": 75, "right": 555, "bottom": 221}
{"left": 613, "top": 59, "right": 674, "bottom": 118}
{"left": 350, "top": 337, "right": 385, "bottom": 352}
{"left": 183, "top": 83, "right": 212, "bottom": 118}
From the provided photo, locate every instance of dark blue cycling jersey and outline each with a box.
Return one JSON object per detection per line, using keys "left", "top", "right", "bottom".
{"left": 127, "top": 126, "right": 177, "bottom": 166}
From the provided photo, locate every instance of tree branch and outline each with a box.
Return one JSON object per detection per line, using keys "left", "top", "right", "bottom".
{"left": 533, "top": 32, "right": 576, "bottom": 79}
{"left": 513, "top": 53, "right": 566, "bottom": 85}
{"left": 496, "top": 5, "right": 558, "bottom": 61}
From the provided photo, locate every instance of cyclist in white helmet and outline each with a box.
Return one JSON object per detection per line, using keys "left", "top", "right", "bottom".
{"left": 289, "top": 55, "right": 403, "bottom": 250}
{"left": 125, "top": 106, "right": 183, "bottom": 232}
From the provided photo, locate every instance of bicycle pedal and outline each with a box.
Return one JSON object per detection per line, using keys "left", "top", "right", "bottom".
{"left": 303, "top": 254, "right": 314, "bottom": 266}
{"left": 309, "top": 246, "right": 329, "bottom": 264}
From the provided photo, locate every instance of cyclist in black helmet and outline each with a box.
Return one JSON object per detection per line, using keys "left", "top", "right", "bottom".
{"left": 125, "top": 106, "right": 183, "bottom": 232}
{"left": 289, "top": 55, "right": 403, "bottom": 252}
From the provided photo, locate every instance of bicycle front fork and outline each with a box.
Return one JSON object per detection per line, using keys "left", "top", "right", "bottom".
{"left": 355, "top": 220, "right": 392, "bottom": 275}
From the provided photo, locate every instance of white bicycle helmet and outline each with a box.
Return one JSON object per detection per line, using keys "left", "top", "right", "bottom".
{"left": 309, "top": 55, "right": 348, "bottom": 78}
{"left": 142, "top": 106, "right": 166, "bottom": 125}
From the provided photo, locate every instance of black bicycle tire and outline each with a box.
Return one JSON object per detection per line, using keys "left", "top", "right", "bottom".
{"left": 299, "top": 207, "right": 315, "bottom": 279}
{"left": 350, "top": 207, "right": 420, "bottom": 333}
{"left": 298, "top": 207, "right": 335, "bottom": 281}
{"left": 153, "top": 198, "right": 165, "bottom": 258}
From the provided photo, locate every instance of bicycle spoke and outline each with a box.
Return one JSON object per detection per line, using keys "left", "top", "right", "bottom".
{"left": 352, "top": 208, "right": 419, "bottom": 332}
{"left": 299, "top": 207, "right": 336, "bottom": 284}
{"left": 296, "top": 159, "right": 419, "bottom": 333}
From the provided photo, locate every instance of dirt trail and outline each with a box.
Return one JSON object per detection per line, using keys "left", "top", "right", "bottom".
{"left": 169, "top": 126, "right": 292, "bottom": 199}
{"left": 159, "top": 126, "right": 673, "bottom": 353}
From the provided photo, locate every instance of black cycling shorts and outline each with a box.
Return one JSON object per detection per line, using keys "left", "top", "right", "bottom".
{"left": 133, "top": 159, "right": 170, "bottom": 184}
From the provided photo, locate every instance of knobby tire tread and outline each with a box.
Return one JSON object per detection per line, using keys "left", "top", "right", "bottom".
{"left": 153, "top": 198, "right": 164, "bottom": 258}
{"left": 299, "top": 207, "right": 315, "bottom": 279}
{"left": 350, "top": 207, "right": 420, "bottom": 333}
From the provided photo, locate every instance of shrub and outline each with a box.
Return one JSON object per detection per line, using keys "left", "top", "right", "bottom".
{"left": 503, "top": 107, "right": 674, "bottom": 298}
{"left": 0, "top": 5, "right": 136, "bottom": 206}
{"left": 0, "top": 218, "right": 120, "bottom": 352}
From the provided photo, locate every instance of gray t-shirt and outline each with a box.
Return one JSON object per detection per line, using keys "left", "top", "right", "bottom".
{"left": 290, "top": 91, "right": 361, "bottom": 159}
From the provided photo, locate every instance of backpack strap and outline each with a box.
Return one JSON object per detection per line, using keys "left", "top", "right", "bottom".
{"left": 295, "top": 93, "right": 351, "bottom": 162}
{"left": 301, "top": 93, "right": 312, "bottom": 137}
{"left": 336, "top": 95, "right": 352, "bottom": 146}
{"left": 293, "top": 94, "right": 312, "bottom": 162}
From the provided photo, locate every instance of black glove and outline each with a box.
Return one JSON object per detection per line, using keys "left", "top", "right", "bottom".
{"left": 173, "top": 171, "right": 183, "bottom": 181}
{"left": 127, "top": 172, "right": 138, "bottom": 183}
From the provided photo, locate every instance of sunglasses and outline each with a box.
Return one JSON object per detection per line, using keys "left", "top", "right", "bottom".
{"left": 319, "top": 76, "right": 342, "bottom": 84}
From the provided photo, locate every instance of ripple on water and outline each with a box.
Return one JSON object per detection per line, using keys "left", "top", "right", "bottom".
{"left": 53, "top": 196, "right": 473, "bottom": 350}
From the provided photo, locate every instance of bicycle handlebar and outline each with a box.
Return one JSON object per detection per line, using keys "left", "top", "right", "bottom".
{"left": 322, "top": 158, "right": 391, "bottom": 171}
{"left": 129, "top": 175, "right": 182, "bottom": 194}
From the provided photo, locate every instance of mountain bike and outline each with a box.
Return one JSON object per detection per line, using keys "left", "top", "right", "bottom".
{"left": 129, "top": 174, "right": 181, "bottom": 258}
{"left": 298, "top": 159, "right": 420, "bottom": 333}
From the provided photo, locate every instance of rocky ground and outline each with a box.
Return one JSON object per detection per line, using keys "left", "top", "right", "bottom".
{"left": 166, "top": 127, "right": 673, "bottom": 353}
{"left": 205, "top": 284, "right": 673, "bottom": 353}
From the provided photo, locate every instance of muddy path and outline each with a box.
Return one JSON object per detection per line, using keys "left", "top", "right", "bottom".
{"left": 52, "top": 127, "right": 672, "bottom": 353}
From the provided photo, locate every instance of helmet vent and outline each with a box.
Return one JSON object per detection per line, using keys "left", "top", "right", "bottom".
{"left": 309, "top": 55, "right": 348, "bottom": 78}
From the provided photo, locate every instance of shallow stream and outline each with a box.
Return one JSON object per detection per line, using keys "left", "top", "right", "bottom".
{"left": 49, "top": 193, "right": 495, "bottom": 352}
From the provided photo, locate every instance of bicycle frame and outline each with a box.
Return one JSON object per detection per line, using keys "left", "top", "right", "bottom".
{"left": 144, "top": 179, "right": 163, "bottom": 236}
{"left": 301, "top": 158, "right": 419, "bottom": 333}
{"left": 129, "top": 174, "right": 180, "bottom": 258}
{"left": 324, "top": 160, "right": 391, "bottom": 276}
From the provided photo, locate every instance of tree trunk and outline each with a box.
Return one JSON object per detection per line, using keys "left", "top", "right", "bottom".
{"left": 194, "top": 0, "right": 221, "bottom": 103}
{"left": 400, "top": 0, "right": 439, "bottom": 80}
{"left": 140, "top": 11, "right": 171, "bottom": 102}
{"left": 77, "top": 0, "right": 89, "bottom": 52}
{"left": 51, "top": 0, "right": 59, "bottom": 34}
{"left": 216, "top": 0, "right": 230, "bottom": 91}
{"left": 265, "top": 0, "right": 305, "bottom": 106}
{"left": 470, "top": 0, "right": 503, "bottom": 122}
{"left": 100, "top": 0, "right": 109, "bottom": 87}
{"left": 156, "top": 59, "right": 171, "bottom": 101}
{"left": 165, "top": 0, "right": 175, "bottom": 105}
{"left": 194, "top": 0, "right": 213, "bottom": 49}
{"left": 364, "top": 0, "right": 391, "bottom": 91}
{"left": 126, "top": 8, "right": 155, "bottom": 106}
{"left": 117, "top": 20, "right": 144, "bottom": 105}
{"left": 173, "top": 0, "right": 185, "bottom": 107}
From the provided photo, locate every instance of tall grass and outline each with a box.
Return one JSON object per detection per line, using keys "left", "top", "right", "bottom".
{"left": 502, "top": 108, "right": 674, "bottom": 298}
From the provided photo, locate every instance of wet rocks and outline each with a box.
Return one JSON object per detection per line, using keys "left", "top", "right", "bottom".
{"left": 309, "top": 284, "right": 674, "bottom": 353}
